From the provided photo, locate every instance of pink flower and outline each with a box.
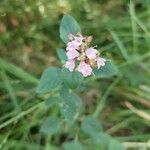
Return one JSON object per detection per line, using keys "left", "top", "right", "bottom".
{"left": 66, "top": 49, "right": 80, "bottom": 60}
{"left": 64, "top": 33, "right": 107, "bottom": 77}
{"left": 77, "top": 61, "right": 92, "bottom": 77}
{"left": 97, "top": 57, "right": 106, "bottom": 69}
{"left": 73, "top": 35, "right": 84, "bottom": 46}
{"left": 85, "top": 48, "right": 98, "bottom": 59}
{"left": 64, "top": 60, "right": 75, "bottom": 72}
{"left": 66, "top": 41, "right": 79, "bottom": 51}
{"left": 66, "top": 36, "right": 83, "bottom": 51}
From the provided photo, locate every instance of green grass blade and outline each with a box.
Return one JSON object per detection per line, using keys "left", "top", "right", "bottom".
{"left": 110, "top": 30, "right": 129, "bottom": 62}
{"left": 0, "top": 58, "right": 38, "bottom": 84}
{"left": 0, "top": 70, "right": 20, "bottom": 111}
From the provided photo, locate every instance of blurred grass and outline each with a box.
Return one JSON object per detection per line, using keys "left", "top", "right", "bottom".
{"left": 0, "top": 0, "right": 150, "bottom": 149}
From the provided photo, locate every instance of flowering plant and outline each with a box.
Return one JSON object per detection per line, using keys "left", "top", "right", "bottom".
{"left": 64, "top": 33, "right": 106, "bottom": 77}
{"left": 36, "top": 15, "right": 125, "bottom": 150}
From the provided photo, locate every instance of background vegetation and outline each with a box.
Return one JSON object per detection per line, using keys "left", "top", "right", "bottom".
{"left": 0, "top": 0, "right": 150, "bottom": 149}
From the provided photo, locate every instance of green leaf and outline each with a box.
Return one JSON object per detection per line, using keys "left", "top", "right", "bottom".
{"left": 36, "top": 67, "right": 62, "bottom": 93}
{"left": 61, "top": 68, "right": 84, "bottom": 89}
{"left": 56, "top": 48, "right": 67, "bottom": 64}
{"left": 95, "top": 145, "right": 105, "bottom": 150}
{"left": 63, "top": 141, "right": 84, "bottom": 150}
{"left": 40, "top": 117, "right": 61, "bottom": 135}
{"left": 45, "top": 96, "right": 58, "bottom": 107}
{"left": 93, "top": 133, "right": 110, "bottom": 146}
{"left": 60, "top": 86, "right": 82, "bottom": 122}
{"left": 81, "top": 116, "right": 103, "bottom": 137}
{"left": 60, "top": 15, "right": 81, "bottom": 43}
{"left": 108, "top": 139, "right": 126, "bottom": 150}
{"left": 93, "top": 61, "right": 118, "bottom": 78}
{"left": 81, "top": 119, "right": 110, "bottom": 147}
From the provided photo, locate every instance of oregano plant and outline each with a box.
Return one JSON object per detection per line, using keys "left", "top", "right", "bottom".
{"left": 36, "top": 15, "right": 125, "bottom": 150}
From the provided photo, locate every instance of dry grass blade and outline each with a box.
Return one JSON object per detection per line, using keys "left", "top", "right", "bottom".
{"left": 116, "top": 88, "right": 150, "bottom": 108}
{"left": 125, "top": 101, "right": 150, "bottom": 121}
{"left": 123, "top": 141, "right": 150, "bottom": 149}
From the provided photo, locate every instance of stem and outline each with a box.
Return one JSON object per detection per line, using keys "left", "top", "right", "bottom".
{"left": 45, "top": 135, "right": 52, "bottom": 150}
{"left": 93, "top": 76, "right": 122, "bottom": 118}
{"left": 106, "top": 117, "right": 134, "bottom": 134}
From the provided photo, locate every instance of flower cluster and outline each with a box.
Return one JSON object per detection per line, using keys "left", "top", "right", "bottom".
{"left": 64, "top": 33, "right": 106, "bottom": 77}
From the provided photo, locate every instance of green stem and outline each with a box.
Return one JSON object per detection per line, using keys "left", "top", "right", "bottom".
{"left": 106, "top": 117, "right": 134, "bottom": 134}
{"left": 93, "top": 76, "right": 122, "bottom": 118}
{"left": 45, "top": 135, "right": 52, "bottom": 150}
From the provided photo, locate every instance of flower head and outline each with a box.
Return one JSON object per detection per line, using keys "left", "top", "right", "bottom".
{"left": 64, "top": 33, "right": 106, "bottom": 77}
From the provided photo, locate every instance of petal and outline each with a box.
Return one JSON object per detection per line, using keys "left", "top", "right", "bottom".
{"left": 85, "top": 48, "right": 98, "bottom": 59}
{"left": 97, "top": 57, "right": 106, "bottom": 69}
{"left": 77, "top": 62, "right": 92, "bottom": 77}
{"left": 73, "top": 36, "right": 83, "bottom": 46}
{"left": 66, "top": 49, "right": 80, "bottom": 60}
{"left": 64, "top": 60, "right": 75, "bottom": 72}
{"left": 66, "top": 41, "right": 79, "bottom": 51}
